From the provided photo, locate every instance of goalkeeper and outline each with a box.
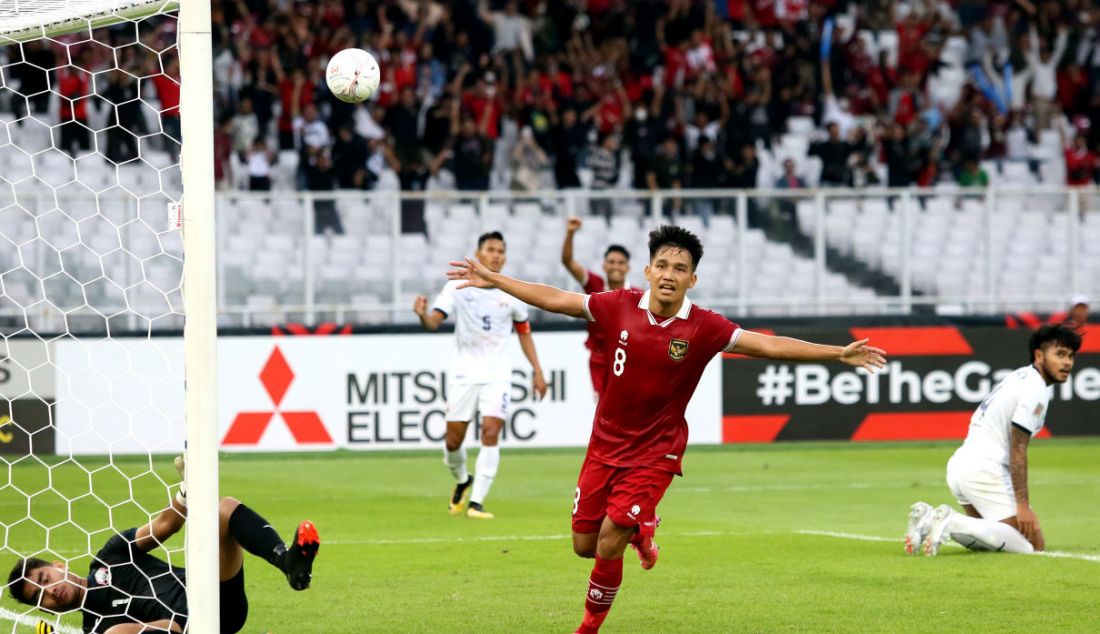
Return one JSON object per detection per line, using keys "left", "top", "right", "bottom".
{"left": 6, "top": 457, "right": 319, "bottom": 633}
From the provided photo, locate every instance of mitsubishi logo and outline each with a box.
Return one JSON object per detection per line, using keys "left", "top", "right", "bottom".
{"left": 222, "top": 346, "right": 333, "bottom": 445}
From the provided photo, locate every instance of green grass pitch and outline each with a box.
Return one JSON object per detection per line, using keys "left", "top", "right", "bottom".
{"left": 2, "top": 439, "right": 1098, "bottom": 632}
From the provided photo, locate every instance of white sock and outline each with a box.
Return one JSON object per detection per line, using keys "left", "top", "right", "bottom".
{"left": 947, "top": 514, "right": 1034, "bottom": 553}
{"left": 470, "top": 445, "right": 500, "bottom": 506}
{"left": 443, "top": 447, "right": 468, "bottom": 484}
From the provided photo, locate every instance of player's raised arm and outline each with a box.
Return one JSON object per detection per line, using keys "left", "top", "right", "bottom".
{"left": 732, "top": 331, "right": 887, "bottom": 372}
{"left": 413, "top": 294, "right": 447, "bottom": 331}
{"left": 133, "top": 496, "right": 187, "bottom": 552}
{"left": 560, "top": 217, "right": 588, "bottom": 286}
{"left": 448, "top": 257, "right": 588, "bottom": 319}
{"left": 134, "top": 456, "right": 189, "bottom": 551}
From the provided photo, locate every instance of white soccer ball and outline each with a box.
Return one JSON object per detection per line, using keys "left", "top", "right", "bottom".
{"left": 326, "top": 48, "right": 380, "bottom": 103}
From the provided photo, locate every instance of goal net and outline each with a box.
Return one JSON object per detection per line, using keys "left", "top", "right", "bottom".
{"left": 0, "top": 1, "right": 218, "bottom": 632}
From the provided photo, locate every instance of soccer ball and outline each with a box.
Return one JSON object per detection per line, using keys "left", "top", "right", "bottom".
{"left": 326, "top": 48, "right": 380, "bottom": 103}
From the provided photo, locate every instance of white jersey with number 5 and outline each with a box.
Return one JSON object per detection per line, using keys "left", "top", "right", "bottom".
{"left": 957, "top": 365, "right": 1050, "bottom": 468}
{"left": 432, "top": 280, "right": 530, "bottom": 384}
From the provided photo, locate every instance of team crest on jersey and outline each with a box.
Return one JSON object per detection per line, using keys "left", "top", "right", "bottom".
{"left": 668, "top": 338, "right": 689, "bottom": 361}
{"left": 1033, "top": 404, "right": 1044, "bottom": 417}
{"left": 93, "top": 567, "right": 111, "bottom": 586}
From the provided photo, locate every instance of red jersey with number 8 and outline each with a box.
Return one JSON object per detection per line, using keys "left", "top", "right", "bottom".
{"left": 582, "top": 289, "right": 741, "bottom": 474}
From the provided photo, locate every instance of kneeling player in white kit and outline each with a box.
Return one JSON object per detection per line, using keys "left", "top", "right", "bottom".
{"left": 414, "top": 231, "right": 548, "bottom": 519}
{"left": 906, "top": 324, "right": 1080, "bottom": 555}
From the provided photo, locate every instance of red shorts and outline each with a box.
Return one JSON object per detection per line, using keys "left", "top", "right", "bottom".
{"left": 589, "top": 353, "right": 608, "bottom": 398}
{"left": 571, "top": 456, "right": 675, "bottom": 536}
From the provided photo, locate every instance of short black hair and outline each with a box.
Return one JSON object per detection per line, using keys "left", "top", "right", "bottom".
{"left": 1028, "top": 324, "right": 1082, "bottom": 362}
{"left": 648, "top": 225, "right": 703, "bottom": 270}
{"left": 477, "top": 231, "right": 505, "bottom": 249}
{"left": 7, "top": 557, "right": 50, "bottom": 606}
{"left": 604, "top": 244, "right": 630, "bottom": 260}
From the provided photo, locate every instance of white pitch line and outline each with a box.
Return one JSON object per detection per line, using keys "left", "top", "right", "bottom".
{"left": 1033, "top": 550, "right": 1100, "bottom": 563}
{"left": 795, "top": 529, "right": 1100, "bottom": 563}
{"left": 795, "top": 529, "right": 900, "bottom": 544}
{"left": 0, "top": 607, "right": 82, "bottom": 634}
{"left": 677, "top": 482, "right": 874, "bottom": 494}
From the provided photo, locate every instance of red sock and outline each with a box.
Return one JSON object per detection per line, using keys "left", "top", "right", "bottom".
{"left": 577, "top": 556, "right": 623, "bottom": 633}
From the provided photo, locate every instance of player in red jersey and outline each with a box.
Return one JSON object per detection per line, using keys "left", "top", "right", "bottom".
{"left": 560, "top": 216, "right": 631, "bottom": 399}
{"left": 448, "top": 225, "right": 887, "bottom": 634}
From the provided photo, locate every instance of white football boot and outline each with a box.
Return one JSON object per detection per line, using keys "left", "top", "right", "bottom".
{"left": 904, "top": 502, "right": 933, "bottom": 555}
{"left": 922, "top": 504, "right": 955, "bottom": 556}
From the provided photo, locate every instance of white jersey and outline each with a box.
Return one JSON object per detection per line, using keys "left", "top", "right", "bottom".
{"left": 957, "top": 365, "right": 1050, "bottom": 468}
{"left": 432, "top": 280, "right": 530, "bottom": 384}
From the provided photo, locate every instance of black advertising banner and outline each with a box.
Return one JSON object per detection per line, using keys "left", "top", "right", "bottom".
{"left": 0, "top": 399, "right": 55, "bottom": 456}
{"left": 2, "top": 340, "right": 57, "bottom": 455}
{"left": 722, "top": 327, "right": 1100, "bottom": 442}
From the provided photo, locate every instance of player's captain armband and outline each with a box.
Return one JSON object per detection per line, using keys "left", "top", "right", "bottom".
{"left": 514, "top": 320, "right": 532, "bottom": 334}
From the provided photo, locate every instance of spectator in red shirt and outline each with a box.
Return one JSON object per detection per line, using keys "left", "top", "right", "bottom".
{"left": 277, "top": 68, "right": 314, "bottom": 150}
{"left": 748, "top": 0, "right": 778, "bottom": 29}
{"left": 214, "top": 117, "right": 234, "bottom": 189}
{"left": 462, "top": 72, "right": 505, "bottom": 141}
{"left": 1063, "top": 130, "right": 1098, "bottom": 186}
{"left": 151, "top": 56, "right": 182, "bottom": 161}
{"left": 56, "top": 53, "right": 92, "bottom": 157}
{"left": 1057, "top": 62, "right": 1089, "bottom": 116}
{"left": 583, "top": 77, "right": 632, "bottom": 136}
{"left": 1065, "top": 295, "right": 1090, "bottom": 331}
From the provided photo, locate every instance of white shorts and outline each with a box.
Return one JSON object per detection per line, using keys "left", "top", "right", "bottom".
{"left": 946, "top": 453, "right": 1017, "bottom": 522}
{"left": 446, "top": 382, "right": 510, "bottom": 422}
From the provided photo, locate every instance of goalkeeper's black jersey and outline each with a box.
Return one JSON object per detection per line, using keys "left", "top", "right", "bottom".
{"left": 81, "top": 528, "right": 188, "bottom": 633}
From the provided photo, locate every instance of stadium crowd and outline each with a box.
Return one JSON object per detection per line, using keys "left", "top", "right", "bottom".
{"left": 199, "top": 0, "right": 1100, "bottom": 197}
{"left": 2, "top": 1, "right": 1100, "bottom": 198}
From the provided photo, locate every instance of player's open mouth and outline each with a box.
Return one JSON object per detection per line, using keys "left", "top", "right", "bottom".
{"left": 658, "top": 283, "right": 675, "bottom": 292}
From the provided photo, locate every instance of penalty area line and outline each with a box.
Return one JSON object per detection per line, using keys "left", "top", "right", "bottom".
{"left": 794, "top": 530, "right": 1100, "bottom": 563}
{"left": 0, "top": 607, "right": 82, "bottom": 634}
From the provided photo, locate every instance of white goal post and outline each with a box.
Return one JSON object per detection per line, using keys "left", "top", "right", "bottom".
{"left": 0, "top": 0, "right": 219, "bottom": 631}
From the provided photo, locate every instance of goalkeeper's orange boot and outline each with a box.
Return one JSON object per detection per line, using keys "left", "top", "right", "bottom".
{"left": 285, "top": 520, "right": 319, "bottom": 591}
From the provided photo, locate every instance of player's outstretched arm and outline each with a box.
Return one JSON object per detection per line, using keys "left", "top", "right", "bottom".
{"left": 133, "top": 456, "right": 187, "bottom": 552}
{"left": 560, "top": 217, "right": 588, "bottom": 286}
{"left": 732, "top": 331, "right": 887, "bottom": 372}
{"left": 447, "top": 258, "right": 587, "bottom": 319}
{"left": 133, "top": 495, "right": 187, "bottom": 552}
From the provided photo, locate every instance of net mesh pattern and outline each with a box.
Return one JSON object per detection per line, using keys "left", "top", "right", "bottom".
{"left": 0, "top": 3, "right": 185, "bottom": 632}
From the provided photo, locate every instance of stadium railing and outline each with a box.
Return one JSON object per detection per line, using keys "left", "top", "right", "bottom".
{"left": 213, "top": 185, "right": 1099, "bottom": 327}
{"left": 3, "top": 185, "right": 1097, "bottom": 331}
